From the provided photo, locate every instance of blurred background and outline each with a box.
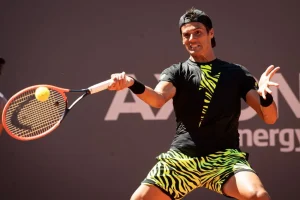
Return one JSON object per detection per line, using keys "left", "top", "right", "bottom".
{"left": 0, "top": 0, "right": 299, "bottom": 199}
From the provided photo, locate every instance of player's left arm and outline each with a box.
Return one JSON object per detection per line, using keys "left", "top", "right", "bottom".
{"left": 245, "top": 65, "right": 280, "bottom": 124}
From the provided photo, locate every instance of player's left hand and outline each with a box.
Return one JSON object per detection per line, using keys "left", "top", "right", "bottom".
{"left": 258, "top": 65, "right": 280, "bottom": 99}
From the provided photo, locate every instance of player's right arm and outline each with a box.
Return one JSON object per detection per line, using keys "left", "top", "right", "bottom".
{"left": 108, "top": 72, "right": 176, "bottom": 108}
{"left": 138, "top": 81, "right": 176, "bottom": 108}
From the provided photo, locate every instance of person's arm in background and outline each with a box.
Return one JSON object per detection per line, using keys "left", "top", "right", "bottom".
{"left": 0, "top": 93, "right": 7, "bottom": 135}
{"left": 0, "top": 57, "right": 6, "bottom": 135}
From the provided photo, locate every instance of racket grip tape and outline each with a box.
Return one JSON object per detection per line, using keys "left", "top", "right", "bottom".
{"left": 88, "top": 80, "right": 113, "bottom": 94}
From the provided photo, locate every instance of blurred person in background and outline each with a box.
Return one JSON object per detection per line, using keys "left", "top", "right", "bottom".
{"left": 0, "top": 57, "right": 7, "bottom": 135}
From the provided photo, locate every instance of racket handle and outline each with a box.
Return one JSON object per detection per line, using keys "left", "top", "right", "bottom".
{"left": 88, "top": 80, "right": 113, "bottom": 94}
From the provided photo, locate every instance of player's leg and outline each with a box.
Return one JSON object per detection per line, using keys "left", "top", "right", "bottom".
{"left": 197, "top": 149, "right": 267, "bottom": 199}
{"left": 131, "top": 149, "right": 203, "bottom": 200}
{"left": 222, "top": 171, "right": 270, "bottom": 200}
{"left": 130, "top": 184, "right": 171, "bottom": 200}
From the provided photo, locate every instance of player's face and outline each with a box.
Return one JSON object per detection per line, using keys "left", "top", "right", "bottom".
{"left": 181, "top": 22, "right": 214, "bottom": 56}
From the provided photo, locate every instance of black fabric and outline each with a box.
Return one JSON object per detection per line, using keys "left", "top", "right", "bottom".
{"left": 0, "top": 57, "right": 5, "bottom": 65}
{"left": 159, "top": 58, "right": 257, "bottom": 157}
{"left": 238, "top": 64, "right": 258, "bottom": 101}
{"left": 128, "top": 77, "right": 146, "bottom": 94}
{"left": 260, "top": 93, "right": 273, "bottom": 107}
{"left": 179, "top": 10, "right": 212, "bottom": 29}
{"left": 0, "top": 57, "right": 5, "bottom": 74}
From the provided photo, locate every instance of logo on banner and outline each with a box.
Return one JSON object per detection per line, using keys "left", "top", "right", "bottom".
{"left": 105, "top": 73, "right": 300, "bottom": 153}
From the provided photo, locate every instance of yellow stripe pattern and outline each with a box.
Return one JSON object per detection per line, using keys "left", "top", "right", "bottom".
{"left": 143, "top": 149, "right": 254, "bottom": 200}
{"left": 198, "top": 64, "right": 221, "bottom": 127}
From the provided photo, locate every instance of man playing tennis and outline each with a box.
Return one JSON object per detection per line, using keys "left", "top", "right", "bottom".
{"left": 108, "top": 8, "right": 279, "bottom": 200}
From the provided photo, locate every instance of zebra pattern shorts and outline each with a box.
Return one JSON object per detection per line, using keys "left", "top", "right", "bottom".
{"left": 142, "top": 149, "right": 255, "bottom": 200}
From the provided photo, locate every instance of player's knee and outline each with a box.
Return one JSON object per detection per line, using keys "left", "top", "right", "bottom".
{"left": 130, "top": 195, "right": 138, "bottom": 200}
{"left": 246, "top": 188, "right": 271, "bottom": 200}
{"left": 130, "top": 193, "right": 143, "bottom": 200}
{"left": 130, "top": 189, "right": 144, "bottom": 200}
{"left": 256, "top": 189, "right": 271, "bottom": 200}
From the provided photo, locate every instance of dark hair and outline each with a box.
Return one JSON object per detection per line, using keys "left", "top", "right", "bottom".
{"left": 179, "top": 7, "right": 216, "bottom": 48}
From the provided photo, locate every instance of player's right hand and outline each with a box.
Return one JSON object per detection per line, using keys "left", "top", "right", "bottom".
{"left": 108, "top": 72, "right": 134, "bottom": 91}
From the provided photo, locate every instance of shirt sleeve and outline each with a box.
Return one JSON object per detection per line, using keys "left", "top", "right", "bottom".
{"left": 159, "top": 64, "right": 179, "bottom": 88}
{"left": 238, "top": 65, "right": 258, "bottom": 101}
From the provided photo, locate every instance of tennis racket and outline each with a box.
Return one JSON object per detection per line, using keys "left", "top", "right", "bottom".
{"left": 2, "top": 80, "right": 113, "bottom": 141}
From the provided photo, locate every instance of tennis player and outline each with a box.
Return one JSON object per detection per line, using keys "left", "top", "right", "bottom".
{"left": 108, "top": 8, "right": 279, "bottom": 200}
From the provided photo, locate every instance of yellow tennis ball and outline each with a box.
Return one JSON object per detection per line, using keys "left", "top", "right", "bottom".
{"left": 35, "top": 86, "right": 50, "bottom": 102}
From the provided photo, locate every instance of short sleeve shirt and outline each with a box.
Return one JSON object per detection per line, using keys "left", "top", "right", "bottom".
{"left": 159, "top": 58, "right": 257, "bottom": 156}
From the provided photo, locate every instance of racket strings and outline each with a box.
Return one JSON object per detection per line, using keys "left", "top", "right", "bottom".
{"left": 5, "top": 89, "right": 66, "bottom": 138}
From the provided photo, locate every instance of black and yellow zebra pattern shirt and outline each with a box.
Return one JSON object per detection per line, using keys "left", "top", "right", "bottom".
{"left": 159, "top": 58, "right": 257, "bottom": 157}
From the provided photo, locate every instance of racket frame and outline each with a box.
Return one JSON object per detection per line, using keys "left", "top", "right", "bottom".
{"left": 2, "top": 85, "right": 86, "bottom": 141}
{"left": 2, "top": 80, "right": 112, "bottom": 141}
